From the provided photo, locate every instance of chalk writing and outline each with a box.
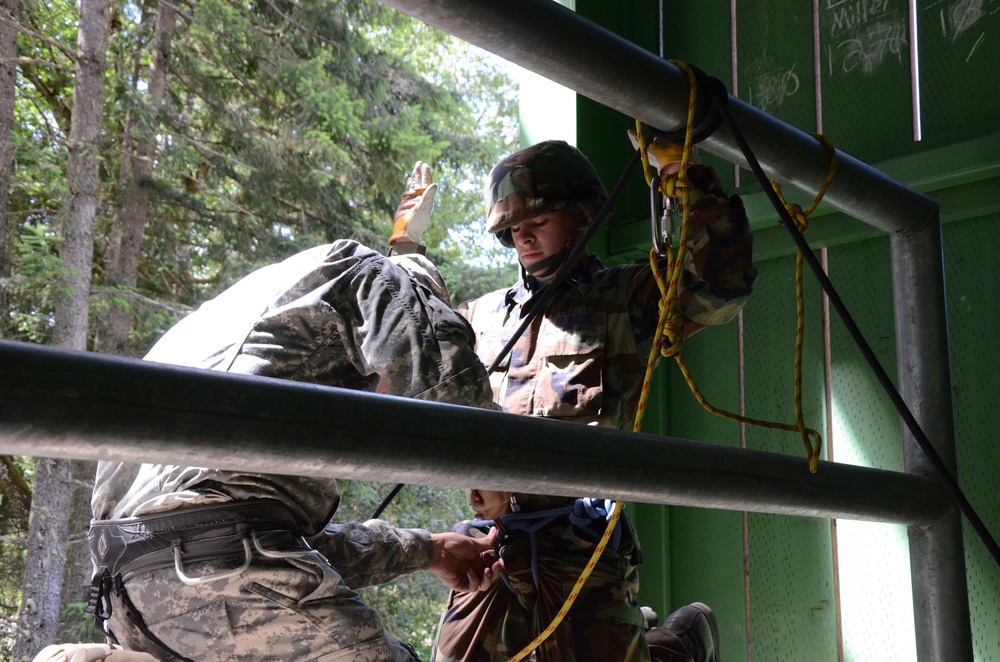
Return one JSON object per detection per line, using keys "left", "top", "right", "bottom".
{"left": 948, "top": 0, "right": 985, "bottom": 38}
{"left": 825, "top": 0, "right": 894, "bottom": 36}
{"left": 830, "top": 19, "right": 908, "bottom": 75}
{"left": 749, "top": 64, "right": 801, "bottom": 113}
{"left": 929, "top": 0, "right": 995, "bottom": 62}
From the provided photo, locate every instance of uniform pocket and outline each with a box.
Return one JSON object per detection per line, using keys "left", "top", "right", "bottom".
{"left": 533, "top": 313, "right": 606, "bottom": 419}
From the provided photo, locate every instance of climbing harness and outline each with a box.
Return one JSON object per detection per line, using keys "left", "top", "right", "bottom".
{"left": 471, "top": 499, "right": 624, "bottom": 599}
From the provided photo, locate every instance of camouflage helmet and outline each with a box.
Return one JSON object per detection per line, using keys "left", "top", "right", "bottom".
{"left": 484, "top": 140, "right": 610, "bottom": 248}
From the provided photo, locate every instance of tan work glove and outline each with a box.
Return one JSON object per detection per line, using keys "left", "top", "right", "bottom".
{"left": 389, "top": 161, "right": 438, "bottom": 246}
{"left": 628, "top": 129, "right": 685, "bottom": 176}
{"left": 31, "top": 642, "right": 161, "bottom": 662}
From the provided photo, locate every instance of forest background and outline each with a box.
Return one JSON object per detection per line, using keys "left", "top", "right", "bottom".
{"left": 0, "top": 0, "right": 521, "bottom": 658}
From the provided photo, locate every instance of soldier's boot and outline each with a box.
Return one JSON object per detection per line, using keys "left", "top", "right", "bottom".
{"left": 389, "top": 161, "right": 437, "bottom": 255}
{"left": 662, "top": 602, "right": 721, "bottom": 662}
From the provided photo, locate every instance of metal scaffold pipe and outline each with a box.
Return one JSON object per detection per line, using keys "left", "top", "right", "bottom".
{"left": 0, "top": 340, "right": 950, "bottom": 526}
{"left": 374, "top": 3, "right": 969, "bottom": 660}
{"left": 378, "top": 0, "right": 939, "bottom": 235}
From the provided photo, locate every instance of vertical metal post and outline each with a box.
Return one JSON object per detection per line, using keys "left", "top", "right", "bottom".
{"left": 891, "top": 222, "right": 973, "bottom": 661}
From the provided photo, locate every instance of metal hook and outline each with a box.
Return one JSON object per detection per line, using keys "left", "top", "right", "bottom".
{"left": 251, "top": 531, "right": 315, "bottom": 560}
{"left": 650, "top": 175, "right": 672, "bottom": 255}
{"left": 173, "top": 536, "right": 253, "bottom": 586}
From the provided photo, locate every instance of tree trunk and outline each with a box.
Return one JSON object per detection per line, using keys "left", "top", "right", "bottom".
{"left": 0, "top": 0, "right": 19, "bottom": 280}
{"left": 95, "top": 0, "right": 176, "bottom": 355}
{"left": 60, "top": 460, "right": 98, "bottom": 609}
{"left": 11, "top": 459, "right": 72, "bottom": 660}
{"left": 52, "top": 0, "right": 110, "bottom": 350}
{"left": 15, "top": 0, "right": 112, "bottom": 657}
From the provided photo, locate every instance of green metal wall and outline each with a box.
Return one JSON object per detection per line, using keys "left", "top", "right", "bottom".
{"left": 561, "top": 1, "right": 1000, "bottom": 660}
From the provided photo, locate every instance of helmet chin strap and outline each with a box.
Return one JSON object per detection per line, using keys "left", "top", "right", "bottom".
{"left": 523, "top": 244, "right": 573, "bottom": 281}
{"left": 521, "top": 225, "right": 587, "bottom": 284}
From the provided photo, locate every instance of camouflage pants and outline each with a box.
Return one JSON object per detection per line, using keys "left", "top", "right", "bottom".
{"left": 107, "top": 551, "right": 417, "bottom": 661}
{"left": 434, "top": 517, "right": 649, "bottom": 662}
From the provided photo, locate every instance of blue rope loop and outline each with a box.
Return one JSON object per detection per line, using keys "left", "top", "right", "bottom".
{"left": 470, "top": 498, "right": 623, "bottom": 596}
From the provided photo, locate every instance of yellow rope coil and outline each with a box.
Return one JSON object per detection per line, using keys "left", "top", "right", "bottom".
{"left": 633, "top": 63, "right": 839, "bottom": 474}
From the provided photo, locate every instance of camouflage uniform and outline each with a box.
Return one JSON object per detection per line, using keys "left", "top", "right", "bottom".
{"left": 91, "top": 240, "right": 494, "bottom": 662}
{"left": 434, "top": 144, "right": 756, "bottom": 662}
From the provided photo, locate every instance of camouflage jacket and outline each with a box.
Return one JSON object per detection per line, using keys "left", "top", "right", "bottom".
{"left": 93, "top": 240, "right": 493, "bottom": 581}
{"left": 459, "top": 166, "right": 755, "bottom": 431}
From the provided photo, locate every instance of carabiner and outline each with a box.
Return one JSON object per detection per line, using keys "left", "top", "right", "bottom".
{"left": 650, "top": 175, "right": 672, "bottom": 255}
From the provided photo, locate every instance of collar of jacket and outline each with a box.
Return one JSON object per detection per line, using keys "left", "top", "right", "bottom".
{"left": 505, "top": 253, "right": 604, "bottom": 313}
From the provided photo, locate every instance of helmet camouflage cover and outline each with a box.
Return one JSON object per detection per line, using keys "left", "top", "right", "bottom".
{"left": 485, "top": 140, "right": 610, "bottom": 247}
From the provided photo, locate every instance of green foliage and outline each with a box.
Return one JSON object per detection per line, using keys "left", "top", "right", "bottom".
{"left": 0, "top": 456, "right": 33, "bottom": 655}
{"left": 2, "top": 225, "right": 64, "bottom": 343}
{"left": 56, "top": 601, "right": 102, "bottom": 644}
{"left": 5, "top": 0, "right": 519, "bottom": 347}
{"left": 6, "top": 0, "right": 520, "bottom": 651}
{"left": 337, "top": 480, "right": 474, "bottom": 658}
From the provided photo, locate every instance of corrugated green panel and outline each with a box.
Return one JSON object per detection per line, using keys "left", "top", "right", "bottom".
{"left": 662, "top": 319, "right": 747, "bottom": 660}
{"left": 670, "top": 507, "right": 747, "bottom": 659}
{"left": 662, "top": 316, "right": 744, "bottom": 446}
{"left": 745, "top": 513, "right": 838, "bottom": 661}
{"left": 826, "top": 236, "right": 917, "bottom": 662}
{"left": 817, "top": 0, "right": 914, "bottom": 160}
{"left": 917, "top": 3, "right": 1000, "bottom": 144}
{"left": 741, "top": 252, "right": 836, "bottom": 660}
{"left": 742, "top": 253, "right": 827, "bottom": 461}
{"left": 735, "top": 0, "right": 817, "bottom": 133}
{"left": 630, "top": 500, "right": 672, "bottom": 623}
{"left": 577, "top": 0, "right": 663, "bottom": 266}
{"left": 661, "top": 0, "right": 734, "bottom": 77}
{"left": 824, "top": 237, "right": 900, "bottom": 470}
{"left": 944, "top": 215, "right": 1000, "bottom": 662}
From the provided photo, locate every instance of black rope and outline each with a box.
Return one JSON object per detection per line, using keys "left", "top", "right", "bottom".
{"left": 370, "top": 481, "right": 405, "bottom": 520}
{"left": 370, "top": 150, "right": 643, "bottom": 521}
{"left": 702, "top": 78, "right": 1000, "bottom": 567}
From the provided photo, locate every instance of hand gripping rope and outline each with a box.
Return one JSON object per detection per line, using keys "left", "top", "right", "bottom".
{"left": 634, "top": 59, "right": 829, "bottom": 474}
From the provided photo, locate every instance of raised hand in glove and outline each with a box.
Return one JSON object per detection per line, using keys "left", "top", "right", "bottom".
{"left": 390, "top": 161, "right": 438, "bottom": 249}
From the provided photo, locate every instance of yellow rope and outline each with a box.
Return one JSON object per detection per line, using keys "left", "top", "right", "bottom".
{"left": 633, "top": 63, "right": 839, "bottom": 474}
{"left": 769, "top": 132, "right": 837, "bottom": 472}
{"left": 503, "top": 64, "right": 700, "bottom": 659}
{"left": 507, "top": 65, "right": 837, "bottom": 662}
{"left": 506, "top": 502, "right": 623, "bottom": 661}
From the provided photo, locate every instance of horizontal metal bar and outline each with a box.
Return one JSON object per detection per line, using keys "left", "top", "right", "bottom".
{"left": 0, "top": 340, "right": 949, "bottom": 525}
{"left": 379, "top": 0, "right": 939, "bottom": 234}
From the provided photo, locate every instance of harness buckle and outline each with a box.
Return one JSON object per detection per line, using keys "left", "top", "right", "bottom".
{"left": 173, "top": 535, "right": 253, "bottom": 586}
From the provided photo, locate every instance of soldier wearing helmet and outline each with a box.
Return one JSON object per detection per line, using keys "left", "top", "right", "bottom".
{"left": 432, "top": 140, "right": 755, "bottom": 662}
